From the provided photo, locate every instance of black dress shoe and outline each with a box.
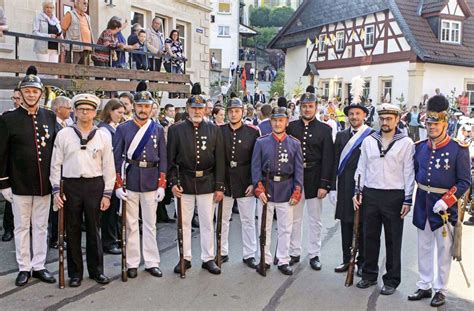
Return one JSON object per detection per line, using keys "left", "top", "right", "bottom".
{"left": 202, "top": 260, "right": 221, "bottom": 275}
{"left": 356, "top": 279, "right": 377, "bottom": 289}
{"left": 380, "top": 285, "right": 396, "bottom": 295}
{"left": 334, "top": 263, "right": 349, "bottom": 273}
{"left": 289, "top": 256, "right": 300, "bottom": 266}
{"left": 278, "top": 264, "right": 293, "bottom": 276}
{"left": 15, "top": 271, "right": 30, "bottom": 286}
{"left": 2, "top": 231, "right": 13, "bottom": 242}
{"left": 356, "top": 267, "right": 363, "bottom": 278}
{"left": 173, "top": 259, "right": 192, "bottom": 274}
{"left": 91, "top": 274, "right": 110, "bottom": 284}
{"left": 49, "top": 241, "right": 58, "bottom": 249}
{"left": 430, "top": 292, "right": 446, "bottom": 307}
{"left": 145, "top": 267, "right": 163, "bottom": 277}
{"left": 32, "top": 269, "right": 56, "bottom": 283}
{"left": 69, "top": 278, "right": 82, "bottom": 287}
{"left": 215, "top": 255, "right": 229, "bottom": 264}
{"left": 309, "top": 256, "right": 322, "bottom": 271}
{"left": 127, "top": 268, "right": 138, "bottom": 278}
{"left": 103, "top": 245, "right": 121, "bottom": 255}
{"left": 464, "top": 216, "right": 474, "bottom": 226}
{"left": 408, "top": 288, "right": 432, "bottom": 301}
{"left": 243, "top": 257, "right": 258, "bottom": 269}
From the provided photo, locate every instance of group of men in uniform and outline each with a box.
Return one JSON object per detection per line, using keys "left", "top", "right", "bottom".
{"left": 0, "top": 69, "right": 470, "bottom": 308}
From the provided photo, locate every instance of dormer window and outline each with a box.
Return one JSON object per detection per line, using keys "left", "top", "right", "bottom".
{"left": 440, "top": 20, "right": 462, "bottom": 44}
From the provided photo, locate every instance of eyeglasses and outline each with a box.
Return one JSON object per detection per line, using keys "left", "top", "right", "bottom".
{"left": 76, "top": 108, "right": 95, "bottom": 113}
{"left": 11, "top": 96, "right": 21, "bottom": 101}
{"left": 60, "top": 106, "right": 72, "bottom": 110}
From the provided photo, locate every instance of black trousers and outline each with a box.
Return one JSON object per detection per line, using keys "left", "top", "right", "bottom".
{"left": 156, "top": 186, "right": 172, "bottom": 221}
{"left": 49, "top": 200, "right": 58, "bottom": 243}
{"left": 3, "top": 201, "right": 14, "bottom": 233}
{"left": 362, "top": 187, "right": 404, "bottom": 288}
{"left": 64, "top": 177, "right": 104, "bottom": 279}
{"left": 340, "top": 220, "right": 364, "bottom": 267}
{"left": 148, "top": 58, "right": 162, "bottom": 72}
{"left": 101, "top": 194, "right": 119, "bottom": 249}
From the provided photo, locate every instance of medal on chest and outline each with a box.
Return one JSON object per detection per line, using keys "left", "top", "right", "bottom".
{"left": 43, "top": 124, "right": 50, "bottom": 139}
{"left": 151, "top": 134, "right": 158, "bottom": 149}
{"left": 201, "top": 136, "right": 207, "bottom": 150}
{"left": 279, "top": 149, "right": 289, "bottom": 163}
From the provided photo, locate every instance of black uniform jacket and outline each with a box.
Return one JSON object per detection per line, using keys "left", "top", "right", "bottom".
{"left": 0, "top": 106, "right": 57, "bottom": 195}
{"left": 332, "top": 128, "right": 374, "bottom": 222}
{"left": 220, "top": 122, "right": 259, "bottom": 198}
{"left": 167, "top": 119, "right": 225, "bottom": 194}
{"left": 287, "top": 118, "right": 334, "bottom": 199}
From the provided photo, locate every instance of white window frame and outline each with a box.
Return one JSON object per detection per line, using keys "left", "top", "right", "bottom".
{"left": 176, "top": 21, "right": 189, "bottom": 66}
{"left": 218, "top": 25, "right": 230, "bottom": 37}
{"left": 440, "top": 19, "right": 462, "bottom": 44}
{"left": 155, "top": 14, "right": 168, "bottom": 35}
{"left": 131, "top": 8, "right": 147, "bottom": 31}
{"left": 364, "top": 25, "right": 375, "bottom": 47}
{"left": 320, "top": 81, "right": 330, "bottom": 98}
{"left": 334, "top": 81, "right": 343, "bottom": 98}
{"left": 363, "top": 79, "right": 371, "bottom": 100}
{"left": 218, "top": 0, "right": 232, "bottom": 14}
{"left": 336, "top": 31, "right": 345, "bottom": 51}
{"left": 381, "top": 79, "right": 393, "bottom": 103}
{"left": 318, "top": 34, "right": 326, "bottom": 53}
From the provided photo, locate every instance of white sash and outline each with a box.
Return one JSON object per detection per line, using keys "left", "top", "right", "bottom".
{"left": 127, "top": 119, "right": 152, "bottom": 160}
{"left": 338, "top": 124, "right": 369, "bottom": 170}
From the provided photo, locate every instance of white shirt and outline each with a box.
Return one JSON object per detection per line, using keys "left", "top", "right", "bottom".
{"left": 50, "top": 127, "right": 116, "bottom": 197}
{"left": 355, "top": 131, "right": 415, "bottom": 204}
{"left": 324, "top": 119, "right": 338, "bottom": 142}
{"left": 56, "top": 116, "right": 73, "bottom": 128}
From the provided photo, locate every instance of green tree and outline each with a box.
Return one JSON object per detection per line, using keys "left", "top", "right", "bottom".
{"left": 269, "top": 6, "right": 295, "bottom": 27}
{"left": 269, "top": 69, "right": 285, "bottom": 98}
{"left": 249, "top": 6, "right": 271, "bottom": 27}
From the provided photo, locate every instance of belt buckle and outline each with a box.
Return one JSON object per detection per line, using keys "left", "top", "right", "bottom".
{"left": 273, "top": 176, "right": 281, "bottom": 182}
{"left": 230, "top": 161, "right": 237, "bottom": 168}
{"left": 195, "top": 170, "right": 204, "bottom": 177}
{"left": 139, "top": 161, "right": 147, "bottom": 168}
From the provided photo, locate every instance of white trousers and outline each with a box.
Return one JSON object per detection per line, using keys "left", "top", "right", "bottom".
{"left": 12, "top": 194, "right": 51, "bottom": 271}
{"left": 416, "top": 219, "right": 453, "bottom": 295}
{"left": 219, "top": 196, "right": 257, "bottom": 259}
{"left": 257, "top": 201, "right": 293, "bottom": 265}
{"left": 126, "top": 190, "right": 160, "bottom": 268}
{"left": 290, "top": 194, "right": 323, "bottom": 258}
{"left": 175, "top": 193, "right": 215, "bottom": 262}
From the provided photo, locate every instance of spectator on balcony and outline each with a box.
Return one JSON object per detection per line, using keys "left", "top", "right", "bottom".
{"left": 127, "top": 23, "right": 141, "bottom": 56}
{"left": 33, "top": 1, "right": 61, "bottom": 64}
{"left": 61, "top": 0, "right": 93, "bottom": 65}
{"left": 92, "top": 18, "right": 124, "bottom": 68}
{"left": 110, "top": 17, "right": 138, "bottom": 69}
{"left": 130, "top": 30, "right": 149, "bottom": 71}
{"left": 0, "top": 6, "right": 7, "bottom": 37}
{"left": 164, "top": 29, "right": 185, "bottom": 74}
{"left": 146, "top": 17, "right": 165, "bottom": 72}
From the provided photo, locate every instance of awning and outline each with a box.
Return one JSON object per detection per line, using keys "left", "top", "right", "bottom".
{"left": 303, "top": 63, "right": 318, "bottom": 76}
{"left": 239, "top": 24, "right": 258, "bottom": 37}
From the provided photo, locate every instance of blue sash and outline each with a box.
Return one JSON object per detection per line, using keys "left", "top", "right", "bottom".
{"left": 337, "top": 128, "right": 372, "bottom": 176}
{"left": 131, "top": 120, "right": 156, "bottom": 160}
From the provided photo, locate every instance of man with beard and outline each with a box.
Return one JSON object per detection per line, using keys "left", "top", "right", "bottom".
{"left": 330, "top": 101, "right": 373, "bottom": 276}
{"left": 113, "top": 91, "right": 167, "bottom": 278}
{"left": 167, "top": 85, "right": 225, "bottom": 275}
{"left": 353, "top": 103, "right": 415, "bottom": 295}
{"left": 408, "top": 96, "right": 470, "bottom": 307}
{"left": 219, "top": 98, "right": 260, "bottom": 268}
{"left": 0, "top": 70, "right": 57, "bottom": 286}
{"left": 286, "top": 92, "right": 334, "bottom": 270}
{"left": 252, "top": 107, "right": 304, "bottom": 276}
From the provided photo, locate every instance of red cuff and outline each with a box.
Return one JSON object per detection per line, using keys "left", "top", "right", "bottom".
{"left": 441, "top": 186, "right": 458, "bottom": 207}
{"left": 158, "top": 172, "right": 167, "bottom": 189}
{"left": 291, "top": 185, "right": 302, "bottom": 204}
{"left": 254, "top": 181, "right": 265, "bottom": 197}
{"left": 114, "top": 173, "right": 123, "bottom": 189}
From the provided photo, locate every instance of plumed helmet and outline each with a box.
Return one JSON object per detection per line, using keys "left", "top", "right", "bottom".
{"left": 19, "top": 66, "right": 43, "bottom": 90}
{"left": 426, "top": 95, "right": 449, "bottom": 123}
{"left": 227, "top": 97, "right": 243, "bottom": 109}
{"left": 300, "top": 92, "right": 317, "bottom": 104}
{"left": 271, "top": 106, "right": 289, "bottom": 119}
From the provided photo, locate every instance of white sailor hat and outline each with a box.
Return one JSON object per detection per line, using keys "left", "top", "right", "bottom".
{"left": 377, "top": 103, "right": 401, "bottom": 116}
{"left": 72, "top": 93, "right": 100, "bottom": 110}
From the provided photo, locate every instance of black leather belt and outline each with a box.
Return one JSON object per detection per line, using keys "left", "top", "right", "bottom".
{"left": 126, "top": 159, "right": 159, "bottom": 168}
{"left": 303, "top": 161, "right": 316, "bottom": 169}
{"left": 263, "top": 173, "right": 293, "bottom": 182}
{"left": 184, "top": 167, "right": 214, "bottom": 178}
{"left": 228, "top": 160, "right": 250, "bottom": 168}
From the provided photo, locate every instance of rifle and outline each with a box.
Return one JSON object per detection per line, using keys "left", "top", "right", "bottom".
{"left": 345, "top": 174, "right": 361, "bottom": 287}
{"left": 121, "top": 176, "right": 127, "bottom": 282}
{"left": 216, "top": 199, "right": 223, "bottom": 268}
{"left": 58, "top": 174, "right": 65, "bottom": 289}
{"left": 176, "top": 165, "right": 186, "bottom": 278}
{"left": 258, "top": 167, "right": 270, "bottom": 276}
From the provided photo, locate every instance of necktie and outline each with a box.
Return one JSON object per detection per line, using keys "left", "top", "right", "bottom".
{"left": 351, "top": 130, "right": 357, "bottom": 137}
{"left": 61, "top": 121, "right": 66, "bottom": 128}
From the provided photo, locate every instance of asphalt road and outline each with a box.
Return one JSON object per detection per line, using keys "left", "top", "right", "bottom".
{"left": 0, "top": 199, "right": 473, "bottom": 310}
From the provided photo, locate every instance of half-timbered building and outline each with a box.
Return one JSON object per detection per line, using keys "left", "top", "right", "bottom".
{"left": 269, "top": 0, "right": 474, "bottom": 110}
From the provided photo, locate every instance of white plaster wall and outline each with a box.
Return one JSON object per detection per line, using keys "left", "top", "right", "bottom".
{"left": 284, "top": 46, "right": 309, "bottom": 96}
{"left": 422, "top": 63, "right": 474, "bottom": 96}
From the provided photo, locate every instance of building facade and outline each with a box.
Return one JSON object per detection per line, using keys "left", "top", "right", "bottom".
{"left": 269, "top": 0, "right": 474, "bottom": 110}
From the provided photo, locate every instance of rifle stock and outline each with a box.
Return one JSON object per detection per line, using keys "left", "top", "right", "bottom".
{"left": 258, "top": 168, "right": 270, "bottom": 276}
{"left": 58, "top": 178, "right": 65, "bottom": 289}
{"left": 177, "top": 165, "right": 185, "bottom": 278}
{"left": 216, "top": 200, "right": 223, "bottom": 268}
{"left": 345, "top": 174, "right": 361, "bottom": 287}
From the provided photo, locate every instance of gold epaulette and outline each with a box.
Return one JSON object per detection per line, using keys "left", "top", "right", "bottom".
{"left": 453, "top": 138, "right": 470, "bottom": 148}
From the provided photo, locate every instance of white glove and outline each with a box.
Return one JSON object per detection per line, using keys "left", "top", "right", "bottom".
{"left": 115, "top": 188, "right": 128, "bottom": 202}
{"left": 155, "top": 187, "right": 165, "bottom": 202}
{"left": 1, "top": 187, "right": 13, "bottom": 203}
{"left": 329, "top": 191, "right": 337, "bottom": 207}
{"left": 433, "top": 199, "right": 449, "bottom": 214}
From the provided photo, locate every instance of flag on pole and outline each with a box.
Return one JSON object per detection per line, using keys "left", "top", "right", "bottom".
{"left": 306, "top": 37, "right": 312, "bottom": 47}
{"left": 314, "top": 36, "right": 320, "bottom": 46}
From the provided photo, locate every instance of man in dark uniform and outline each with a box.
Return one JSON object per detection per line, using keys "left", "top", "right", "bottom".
{"left": 220, "top": 98, "right": 260, "bottom": 268}
{"left": 252, "top": 107, "right": 304, "bottom": 276}
{"left": 286, "top": 92, "right": 334, "bottom": 270}
{"left": 0, "top": 72, "right": 57, "bottom": 286}
{"left": 330, "top": 101, "right": 373, "bottom": 275}
{"left": 167, "top": 88, "right": 225, "bottom": 275}
{"left": 408, "top": 95, "right": 471, "bottom": 307}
